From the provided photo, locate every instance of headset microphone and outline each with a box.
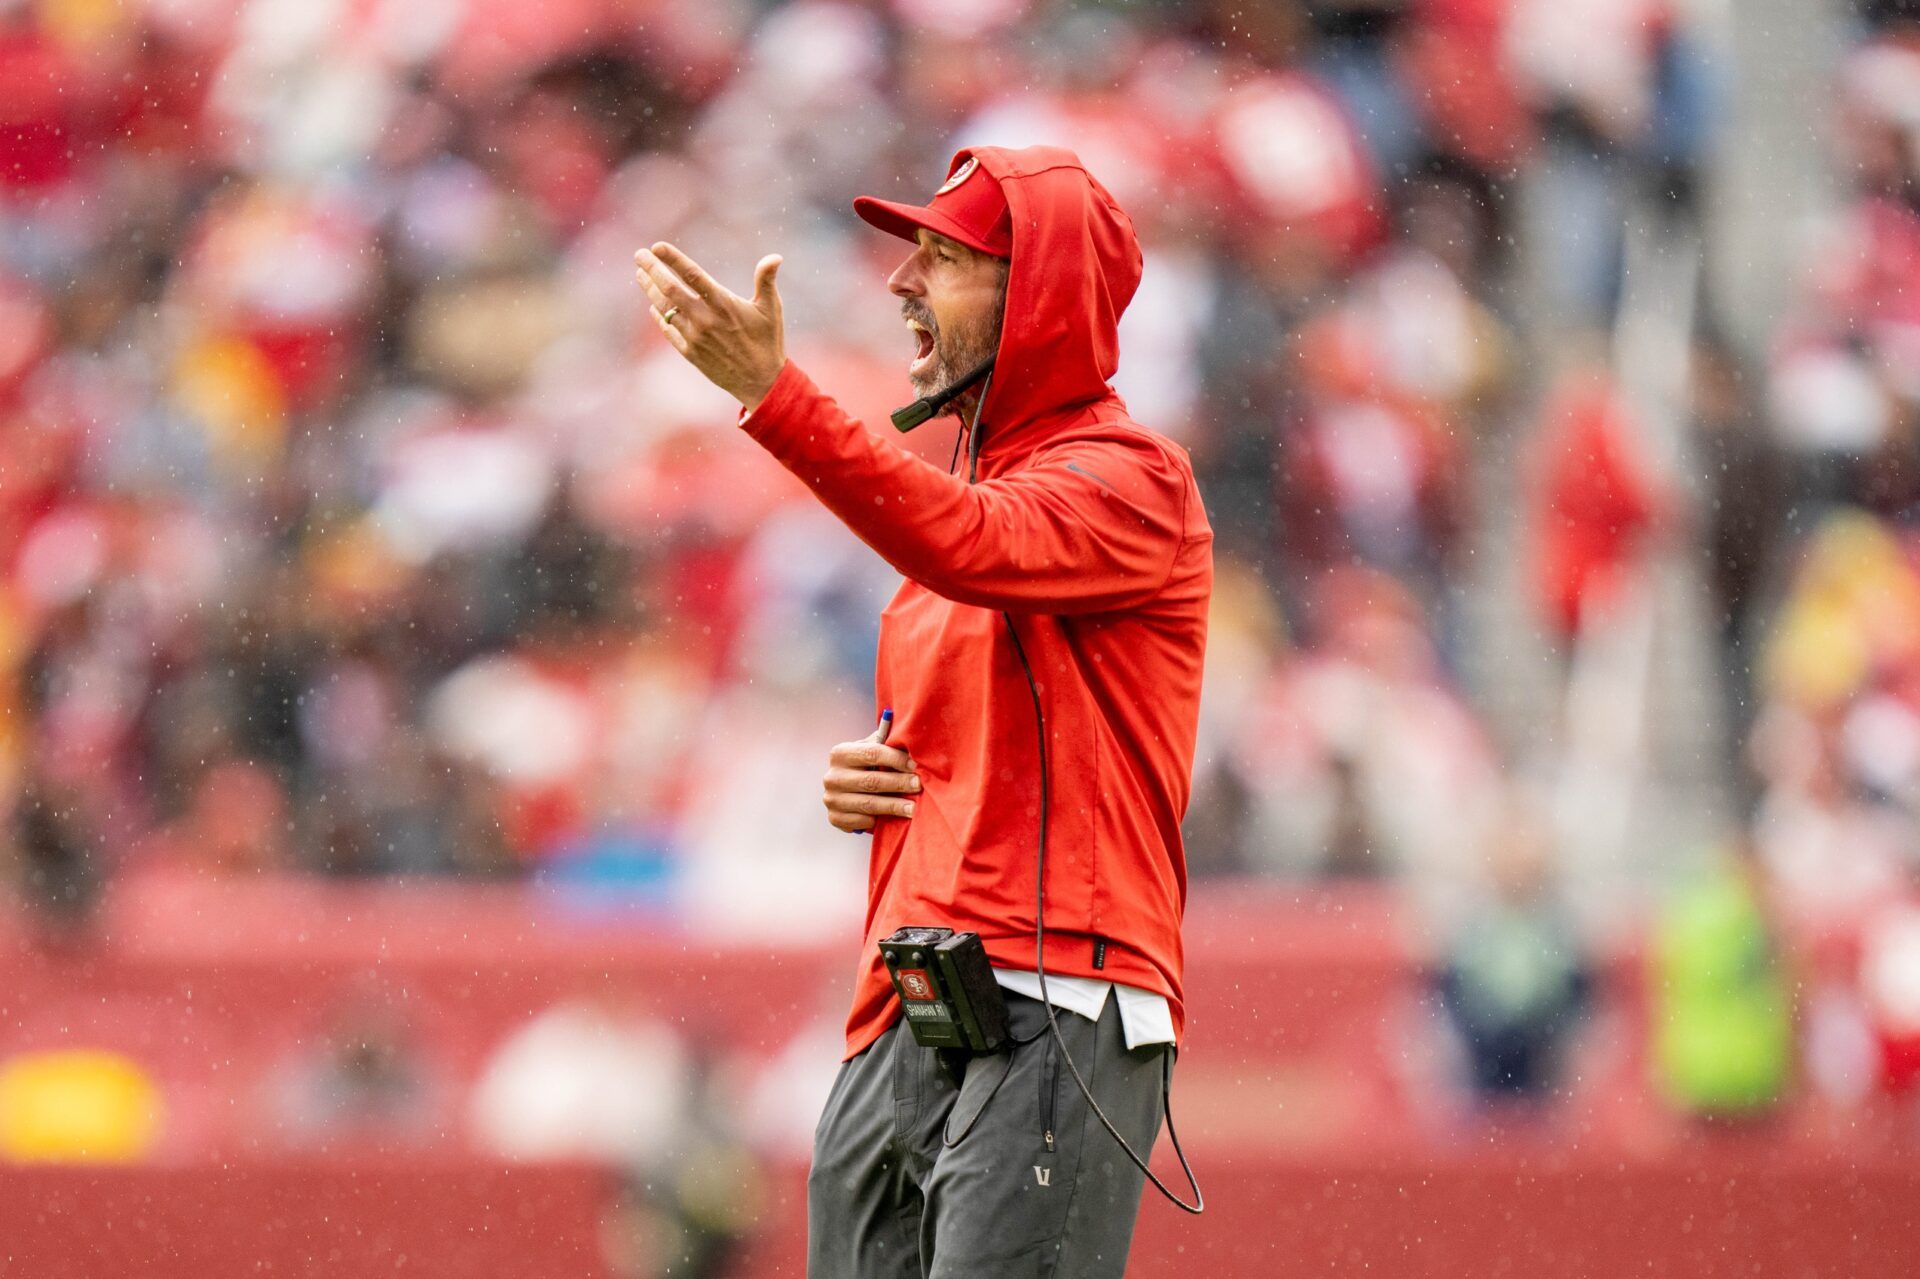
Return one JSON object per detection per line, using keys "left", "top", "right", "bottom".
{"left": 889, "top": 355, "right": 996, "bottom": 432}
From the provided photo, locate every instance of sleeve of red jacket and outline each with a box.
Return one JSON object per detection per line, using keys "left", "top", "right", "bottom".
{"left": 736, "top": 359, "right": 1187, "bottom": 613}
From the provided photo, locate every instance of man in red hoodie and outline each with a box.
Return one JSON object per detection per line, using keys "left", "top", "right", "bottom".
{"left": 635, "top": 145, "right": 1211, "bottom": 1277}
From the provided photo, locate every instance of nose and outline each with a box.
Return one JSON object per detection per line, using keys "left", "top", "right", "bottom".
{"left": 887, "top": 249, "right": 925, "bottom": 301}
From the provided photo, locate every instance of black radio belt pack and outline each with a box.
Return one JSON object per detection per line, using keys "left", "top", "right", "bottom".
{"left": 878, "top": 927, "right": 1009, "bottom": 1052}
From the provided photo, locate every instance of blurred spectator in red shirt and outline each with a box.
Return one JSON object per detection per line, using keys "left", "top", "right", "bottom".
{"left": 1770, "top": 32, "right": 1920, "bottom": 518}
{"left": 1528, "top": 361, "right": 1665, "bottom": 642}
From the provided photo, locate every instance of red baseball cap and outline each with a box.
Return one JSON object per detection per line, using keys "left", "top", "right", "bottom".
{"left": 852, "top": 154, "right": 1013, "bottom": 258}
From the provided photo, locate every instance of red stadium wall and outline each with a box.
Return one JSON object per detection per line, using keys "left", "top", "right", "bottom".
{"left": 12, "top": 1150, "right": 1918, "bottom": 1277}
{"left": 2, "top": 873, "right": 1917, "bottom": 1276}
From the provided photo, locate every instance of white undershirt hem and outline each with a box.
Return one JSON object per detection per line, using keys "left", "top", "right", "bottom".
{"left": 991, "top": 968, "right": 1175, "bottom": 1051}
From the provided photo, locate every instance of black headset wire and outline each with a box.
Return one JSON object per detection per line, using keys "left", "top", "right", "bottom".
{"left": 963, "top": 379, "right": 1204, "bottom": 1214}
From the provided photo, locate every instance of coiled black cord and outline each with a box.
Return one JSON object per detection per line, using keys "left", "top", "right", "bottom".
{"left": 965, "top": 382, "right": 1204, "bottom": 1214}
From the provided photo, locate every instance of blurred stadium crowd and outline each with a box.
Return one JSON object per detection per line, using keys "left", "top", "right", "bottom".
{"left": 10, "top": 0, "right": 1920, "bottom": 1187}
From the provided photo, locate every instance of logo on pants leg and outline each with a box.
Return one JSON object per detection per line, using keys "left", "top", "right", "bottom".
{"left": 1033, "top": 1166, "right": 1051, "bottom": 1187}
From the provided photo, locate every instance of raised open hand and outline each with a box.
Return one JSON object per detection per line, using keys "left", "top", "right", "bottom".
{"left": 634, "top": 241, "right": 786, "bottom": 410}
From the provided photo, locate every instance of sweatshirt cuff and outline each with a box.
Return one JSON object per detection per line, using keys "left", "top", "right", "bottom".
{"left": 736, "top": 358, "right": 812, "bottom": 439}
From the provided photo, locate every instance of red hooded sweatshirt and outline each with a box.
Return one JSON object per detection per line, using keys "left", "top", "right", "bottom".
{"left": 736, "top": 145, "right": 1214, "bottom": 1060}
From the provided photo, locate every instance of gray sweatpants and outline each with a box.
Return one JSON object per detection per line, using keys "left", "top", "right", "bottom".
{"left": 806, "top": 990, "right": 1168, "bottom": 1279}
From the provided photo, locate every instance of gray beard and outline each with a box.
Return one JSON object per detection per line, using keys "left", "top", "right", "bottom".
{"left": 910, "top": 323, "right": 1001, "bottom": 418}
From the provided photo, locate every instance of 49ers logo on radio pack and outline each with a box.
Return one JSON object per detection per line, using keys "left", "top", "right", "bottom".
{"left": 896, "top": 969, "right": 938, "bottom": 1001}
{"left": 876, "top": 927, "right": 1008, "bottom": 1050}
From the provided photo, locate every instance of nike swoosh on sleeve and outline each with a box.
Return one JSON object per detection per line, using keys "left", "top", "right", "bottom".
{"left": 1063, "top": 460, "right": 1116, "bottom": 491}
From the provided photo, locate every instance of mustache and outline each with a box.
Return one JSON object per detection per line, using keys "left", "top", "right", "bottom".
{"left": 901, "top": 303, "right": 937, "bottom": 334}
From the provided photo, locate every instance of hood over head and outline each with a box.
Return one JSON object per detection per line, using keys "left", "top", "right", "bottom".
{"left": 854, "top": 145, "right": 1144, "bottom": 464}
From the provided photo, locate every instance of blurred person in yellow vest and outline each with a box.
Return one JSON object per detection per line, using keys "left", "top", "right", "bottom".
{"left": 1650, "top": 834, "right": 1794, "bottom": 1119}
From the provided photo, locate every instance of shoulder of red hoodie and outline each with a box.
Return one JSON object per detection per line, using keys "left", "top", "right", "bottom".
{"left": 739, "top": 360, "right": 1208, "bottom": 615}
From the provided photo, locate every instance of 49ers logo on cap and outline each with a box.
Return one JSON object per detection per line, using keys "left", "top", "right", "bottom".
{"left": 935, "top": 157, "right": 978, "bottom": 196}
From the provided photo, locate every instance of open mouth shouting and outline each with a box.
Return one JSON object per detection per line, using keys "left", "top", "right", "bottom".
{"left": 906, "top": 312, "right": 938, "bottom": 378}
